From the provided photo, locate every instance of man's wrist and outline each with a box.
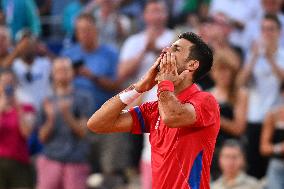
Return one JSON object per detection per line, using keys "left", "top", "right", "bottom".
{"left": 119, "top": 85, "right": 142, "bottom": 105}
{"left": 157, "top": 80, "right": 174, "bottom": 97}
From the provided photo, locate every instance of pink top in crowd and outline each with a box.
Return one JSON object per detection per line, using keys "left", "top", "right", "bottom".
{"left": 0, "top": 104, "right": 34, "bottom": 164}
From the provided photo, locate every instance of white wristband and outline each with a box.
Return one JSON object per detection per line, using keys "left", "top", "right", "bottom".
{"left": 119, "top": 89, "right": 141, "bottom": 105}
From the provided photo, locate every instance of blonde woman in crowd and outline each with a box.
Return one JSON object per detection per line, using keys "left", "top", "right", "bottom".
{"left": 210, "top": 49, "right": 248, "bottom": 179}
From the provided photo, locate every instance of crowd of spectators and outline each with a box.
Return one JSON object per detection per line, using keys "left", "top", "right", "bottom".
{"left": 0, "top": 0, "right": 284, "bottom": 189}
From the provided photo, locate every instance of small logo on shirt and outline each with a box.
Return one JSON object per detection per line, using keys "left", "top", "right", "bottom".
{"left": 155, "top": 116, "right": 160, "bottom": 130}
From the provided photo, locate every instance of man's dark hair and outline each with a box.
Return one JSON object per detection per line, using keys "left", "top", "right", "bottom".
{"left": 76, "top": 13, "right": 96, "bottom": 24}
{"left": 264, "top": 13, "right": 282, "bottom": 29}
{"left": 178, "top": 32, "right": 213, "bottom": 82}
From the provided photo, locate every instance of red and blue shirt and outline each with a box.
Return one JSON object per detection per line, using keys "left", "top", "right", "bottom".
{"left": 129, "top": 84, "right": 220, "bottom": 189}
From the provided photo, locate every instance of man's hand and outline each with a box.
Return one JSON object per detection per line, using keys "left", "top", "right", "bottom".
{"left": 78, "top": 66, "right": 93, "bottom": 78}
{"left": 156, "top": 52, "right": 188, "bottom": 86}
{"left": 134, "top": 55, "right": 162, "bottom": 93}
{"left": 43, "top": 99, "right": 55, "bottom": 121}
{"left": 14, "top": 38, "right": 31, "bottom": 56}
{"left": 58, "top": 98, "right": 72, "bottom": 116}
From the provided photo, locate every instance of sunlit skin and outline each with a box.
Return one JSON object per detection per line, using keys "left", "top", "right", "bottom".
{"left": 52, "top": 58, "right": 74, "bottom": 88}
{"left": 144, "top": 2, "right": 168, "bottom": 29}
{"left": 261, "top": 19, "right": 280, "bottom": 46}
{"left": 75, "top": 18, "right": 98, "bottom": 52}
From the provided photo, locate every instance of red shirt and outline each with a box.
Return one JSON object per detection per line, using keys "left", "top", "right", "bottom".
{"left": 0, "top": 104, "right": 35, "bottom": 164}
{"left": 129, "top": 84, "right": 220, "bottom": 189}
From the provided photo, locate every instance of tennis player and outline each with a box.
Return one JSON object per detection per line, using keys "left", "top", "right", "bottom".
{"left": 87, "top": 32, "right": 220, "bottom": 189}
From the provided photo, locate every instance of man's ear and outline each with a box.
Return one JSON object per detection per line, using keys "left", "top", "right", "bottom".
{"left": 186, "top": 60, "right": 199, "bottom": 72}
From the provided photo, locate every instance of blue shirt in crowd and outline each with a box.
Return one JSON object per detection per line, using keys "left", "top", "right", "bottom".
{"left": 61, "top": 44, "right": 118, "bottom": 111}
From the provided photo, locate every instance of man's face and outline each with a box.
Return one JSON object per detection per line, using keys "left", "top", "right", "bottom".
{"left": 219, "top": 147, "right": 244, "bottom": 177}
{"left": 52, "top": 59, "right": 73, "bottom": 86}
{"left": 144, "top": 2, "right": 167, "bottom": 27}
{"left": 76, "top": 19, "right": 97, "bottom": 47}
{"left": 164, "top": 38, "right": 194, "bottom": 74}
{"left": 261, "top": 19, "right": 280, "bottom": 43}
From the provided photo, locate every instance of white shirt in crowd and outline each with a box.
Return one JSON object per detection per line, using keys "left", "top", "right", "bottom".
{"left": 209, "top": 0, "right": 261, "bottom": 51}
{"left": 247, "top": 47, "right": 284, "bottom": 123}
{"left": 12, "top": 57, "right": 52, "bottom": 111}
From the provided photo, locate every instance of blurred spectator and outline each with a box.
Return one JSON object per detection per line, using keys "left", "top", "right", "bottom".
{"left": 174, "top": 12, "right": 200, "bottom": 35}
{"left": 260, "top": 82, "right": 284, "bottom": 189}
{"left": 0, "top": 27, "right": 49, "bottom": 70}
{"left": 62, "top": 0, "right": 90, "bottom": 38}
{"left": 84, "top": 0, "right": 131, "bottom": 49}
{"left": 36, "top": 58, "right": 92, "bottom": 189}
{"left": 238, "top": 14, "right": 284, "bottom": 179}
{"left": 118, "top": 0, "right": 145, "bottom": 19}
{"left": 207, "top": 15, "right": 244, "bottom": 60}
{"left": 1, "top": 0, "right": 41, "bottom": 40}
{"left": 62, "top": 13, "right": 118, "bottom": 111}
{"left": 244, "top": 0, "right": 284, "bottom": 50}
{"left": 209, "top": 0, "right": 260, "bottom": 51}
{"left": 11, "top": 30, "right": 52, "bottom": 111}
{"left": 197, "top": 16, "right": 242, "bottom": 90}
{"left": 211, "top": 139, "right": 260, "bottom": 189}
{"left": 210, "top": 49, "right": 248, "bottom": 179}
{"left": 0, "top": 69, "right": 36, "bottom": 189}
{"left": 210, "top": 0, "right": 259, "bottom": 26}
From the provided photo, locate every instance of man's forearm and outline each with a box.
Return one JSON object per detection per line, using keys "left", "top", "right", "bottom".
{"left": 158, "top": 91, "right": 195, "bottom": 128}
{"left": 87, "top": 88, "right": 130, "bottom": 133}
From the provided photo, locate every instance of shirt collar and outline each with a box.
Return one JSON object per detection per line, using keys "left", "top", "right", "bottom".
{"left": 177, "top": 84, "right": 201, "bottom": 101}
{"left": 219, "top": 172, "right": 247, "bottom": 187}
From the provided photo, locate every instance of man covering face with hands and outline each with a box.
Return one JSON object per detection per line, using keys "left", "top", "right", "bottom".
{"left": 87, "top": 32, "right": 220, "bottom": 189}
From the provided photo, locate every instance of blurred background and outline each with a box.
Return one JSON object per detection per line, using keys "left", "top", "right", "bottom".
{"left": 0, "top": 0, "right": 284, "bottom": 189}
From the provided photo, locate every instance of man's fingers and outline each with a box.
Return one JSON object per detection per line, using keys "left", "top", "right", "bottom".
{"left": 160, "top": 55, "right": 167, "bottom": 73}
{"left": 152, "top": 56, "right": 162, "bottom": 69}
{"left": 171, "top": 53, "right": 178, "bottom": 75}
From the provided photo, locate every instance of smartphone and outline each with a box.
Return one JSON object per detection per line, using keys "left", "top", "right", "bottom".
{"left": 72, "top": 60, "right": 84, "bottom": 70}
